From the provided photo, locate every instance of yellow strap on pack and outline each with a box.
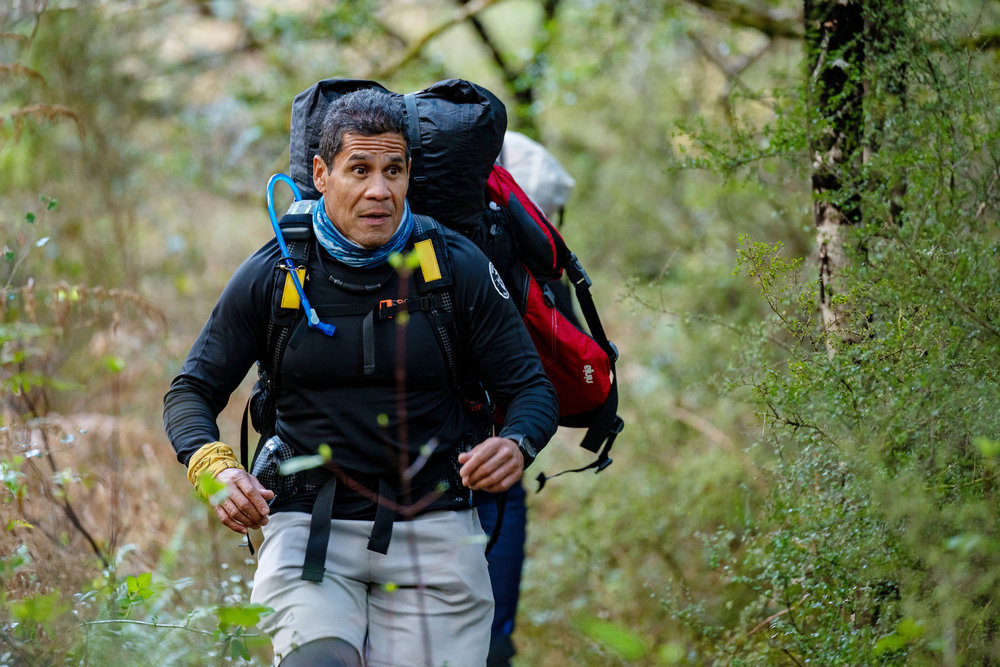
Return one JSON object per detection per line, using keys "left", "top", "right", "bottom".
{"left": 280, "top": 267, "right": 307, "bottom": 309}
{"left": 415, "top": 239, "right": 442, "bottom": 283}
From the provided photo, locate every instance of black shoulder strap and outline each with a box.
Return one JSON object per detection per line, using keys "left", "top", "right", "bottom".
{"left": 240, "top": 201, "right": 316, "bottom": 471}
{"left": 534, "top": 252, "right": 624, "bottom": 490}
{"left": 410, "top": 214, "right": 460, "bottom": 384}
{"left": 403, "top": 94, "right": 428, "bottom": 212}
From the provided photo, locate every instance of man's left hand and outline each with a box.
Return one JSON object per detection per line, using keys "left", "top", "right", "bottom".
{"left": 457, "top": 437, "right": 524, "bottom": 493}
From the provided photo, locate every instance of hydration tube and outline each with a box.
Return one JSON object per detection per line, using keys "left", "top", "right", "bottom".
{"left": 266, "top": 173, "right": 336, "bottom": 336}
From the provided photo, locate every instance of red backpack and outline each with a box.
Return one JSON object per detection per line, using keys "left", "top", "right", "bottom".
{"left": 484, "top": 164, "right": 622, "bottom": 485}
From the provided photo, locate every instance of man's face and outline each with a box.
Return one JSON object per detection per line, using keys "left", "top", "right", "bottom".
{"left": 313, "top": 132, "right": 410, "bottom": 249}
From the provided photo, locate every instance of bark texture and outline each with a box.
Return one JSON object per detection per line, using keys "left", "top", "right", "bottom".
{"left": 805, "top": 0, "right": 865, "bottom": 346}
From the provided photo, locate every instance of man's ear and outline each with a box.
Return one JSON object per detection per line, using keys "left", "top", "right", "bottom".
{"left": 312, "top": 155, "right": 328, "bottom": 194}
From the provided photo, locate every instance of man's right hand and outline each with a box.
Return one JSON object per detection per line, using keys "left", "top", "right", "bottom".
{"left": 213, "top": 468, "right": 275, "bottom": 534}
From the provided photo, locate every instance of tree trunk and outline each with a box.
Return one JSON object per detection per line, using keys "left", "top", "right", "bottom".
{"left": 804, "top": 0, "right": 866, "bottom": 348}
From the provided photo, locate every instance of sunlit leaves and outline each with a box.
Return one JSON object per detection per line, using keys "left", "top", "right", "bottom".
{"left": 195, "top": 470, "right": 229, "bottom": 506}
{"left": 214, "top": 603, "right": 273, "bottom": 661}
{"left": 1, "top": 456, "right": 27, "bottom": 501}
{"left": 572, "top": 616, "right": 649, "bottom": 661}
{"left": 214, "top": 602, "right": 272, "bottom": 630}
{"left": 10, "top": 592, "right": 70, "bottom": 637}
{"left": 277, "top": 443, "right": 331, "bottom": 475}
{"left": 118, "top": 572, "right": 155, "bottom": 615}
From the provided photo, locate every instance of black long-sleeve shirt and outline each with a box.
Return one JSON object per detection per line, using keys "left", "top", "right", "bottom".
{"left": 163, "top": 221, "right": 557, "bottom": 517}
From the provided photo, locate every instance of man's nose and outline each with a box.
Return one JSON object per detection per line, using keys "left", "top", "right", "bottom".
{"left": 366, "top": 174, "right": 391, "bottom": 199}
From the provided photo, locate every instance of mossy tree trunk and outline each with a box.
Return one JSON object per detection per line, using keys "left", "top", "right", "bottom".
{"left": 805, "top": 0, "right": 910, "bottom": 350}
{"left": 804, "top": 0, "right": 867, "bottom": 348}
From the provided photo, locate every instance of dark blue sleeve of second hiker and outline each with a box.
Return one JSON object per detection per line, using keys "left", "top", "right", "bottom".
{"left": 446, "top": 231, "right": 559, "bottom": 456}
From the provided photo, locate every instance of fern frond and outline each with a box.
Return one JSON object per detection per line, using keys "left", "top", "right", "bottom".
{"left": 0, "top": 33, "right": 32, "bottom": 46}
{"left": 5, "top": 104, "right": 84, "bottom": 141}
{"left": 0, "top": 62, "right": 46, "bottom": 84}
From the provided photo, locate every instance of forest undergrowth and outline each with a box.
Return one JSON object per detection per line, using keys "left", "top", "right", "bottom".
{"left": 3, "top": 1, "right": 1000, "bottom": 665}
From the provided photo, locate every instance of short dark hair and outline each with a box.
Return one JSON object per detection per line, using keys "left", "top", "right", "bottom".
{"left": 317, "top": 88, "right": 409, "bottom": 167}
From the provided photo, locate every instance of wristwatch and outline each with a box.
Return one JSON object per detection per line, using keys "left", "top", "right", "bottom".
{"left": 505, "top": 434, "right": 537, "bottom": 468}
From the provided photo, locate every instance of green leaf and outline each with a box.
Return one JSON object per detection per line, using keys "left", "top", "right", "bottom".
{"left": 195, "top": 471, "right": 229, "bottom": 506}
{"left": 25, "top": 212, "right": 35, "bottom": 223}
{"left": 137, "top": 572, "right": 152, "bottom": 589}
{"left": 278, "top": 454, "right": 326, "bottom": 475}
{"left": 973, "top": 437, "right": 1000, "bottom": 458}
{"left": 10, "top": 591, "right": 69, "bottom": 628}
{"left": 656, "top": 642, "right": 687, "bottom": 664}
{"left": 897, "top": 617, "right": 925, "bottom": 639}
{"left": 573, "top": 617, "right": 649, "bottom": 660}
{"left": 404, "top": 248, "right": 420, "bottom": 269}
{"left": 873, "top": 633, "right": 907, "bottom": 656}
{"left": 103, "top": 356, "right": 126, "bottom": 373}
{"left": 215, "top": 603, "right": 273, "bottom": 629}
{"left": 873, "top": 617, "right": 924, "bottom": 656}
{"left": 230, "top": 638, "right": 250, "bottom": 660}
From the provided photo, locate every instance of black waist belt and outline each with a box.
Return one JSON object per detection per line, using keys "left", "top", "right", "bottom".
{"left": 300, "top": 476, "right": 397, "bottom": 582}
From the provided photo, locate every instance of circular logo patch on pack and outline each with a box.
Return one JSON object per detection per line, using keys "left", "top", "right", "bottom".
{"left": 489, "top": 262, "right": 509, "bottom": 300}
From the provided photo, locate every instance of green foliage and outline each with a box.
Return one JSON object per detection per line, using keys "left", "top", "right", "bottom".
{"left": 6, "top": 0, "right": 1000, "bottom": 664}
{"left": 0, "top": 561, "right": 270, "bottom": 665}
{"left": 573, "top": 616, "right": 650, "bottom": 660}
{"left": 196, "top": 470, "right": 231, "bottom": 507}
{"left": 657, "top": 2, "right": 1000, "bottom": 663}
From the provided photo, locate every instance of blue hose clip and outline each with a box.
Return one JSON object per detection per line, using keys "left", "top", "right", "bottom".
{"left": 266, "top": 173, "right": 335, "bottom": 336}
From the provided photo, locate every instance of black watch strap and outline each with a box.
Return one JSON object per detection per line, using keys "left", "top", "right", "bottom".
{"left": 505, "top": 433, "right": 537, "bottom": 468}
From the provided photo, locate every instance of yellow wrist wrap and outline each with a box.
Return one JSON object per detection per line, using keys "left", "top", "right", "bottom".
{"left": 186, "top": 441, "right": 243, "bottom": 486}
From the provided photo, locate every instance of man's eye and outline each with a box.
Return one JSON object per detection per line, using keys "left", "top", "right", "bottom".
{"left": 353, "top": 166, "right": 367, "bottom": 175}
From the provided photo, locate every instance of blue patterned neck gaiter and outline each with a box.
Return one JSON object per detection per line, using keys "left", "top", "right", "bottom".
{"left": 312, "top": 197, "right": 414, "bottom": 267}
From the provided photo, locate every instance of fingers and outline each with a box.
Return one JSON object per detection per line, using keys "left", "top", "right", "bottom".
{"left": 460, "top": 437, "right": 524, "bottom": 493}
{"left": 214, "top": 468, "right": 272, "bottom": 534}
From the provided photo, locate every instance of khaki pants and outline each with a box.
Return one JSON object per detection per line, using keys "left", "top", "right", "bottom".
{"left": 251, "top": 510, "right": 493, "bottom": 667}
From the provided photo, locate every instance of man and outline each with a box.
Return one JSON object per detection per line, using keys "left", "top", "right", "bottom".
{"left": 164, "top": 89, "right": 558, "bottom": 667}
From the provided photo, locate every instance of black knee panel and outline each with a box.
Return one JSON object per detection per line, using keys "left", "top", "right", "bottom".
{"left": 279, "top": 637, "right": 363, "bottom": 667}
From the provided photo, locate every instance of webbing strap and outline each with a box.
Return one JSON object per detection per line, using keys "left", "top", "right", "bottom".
{"left": 313, "top": 303, "right": 378, "bottom": 318}
{"left": 484, "top": 491, "right": 507, "bottom": 556}
{"left": 367, "top": 479, "right": 395, "bottom": 554}
{"left": 578, "top": 377, "right": 621, "bottom": 454}
{"left": 566, "top": 253, "right": 614, "bottom": 359}
{"left": 302, "top": 476, "right": 337, "bottom": 582}
{"left": 362, "top": 309, "right": 375, "bottom": 376}
{"left": 562, "top": 251, "right": 624, "bottom": 468}
{"left": 536, "top": 413, "right": 623, "bottom": 492}
{"left": 403, "top": 94, "right": 426, "bottom": 211}
{"left": 240, "top": 397, "right": 251, "bottom": 473}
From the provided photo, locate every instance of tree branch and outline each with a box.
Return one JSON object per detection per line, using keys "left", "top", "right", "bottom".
{"left": 684, "top": 0, "right": 802, "bottom": 39}
{"left": 464, "top": 5, "right": 520, "bottom": 93}
{"left": 371, "top": 0, "right": 507, "bottom": 79}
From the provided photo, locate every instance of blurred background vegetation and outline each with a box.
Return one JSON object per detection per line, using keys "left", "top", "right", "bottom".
{"left": 2, "top": 0, "right": 999, "bottom": 664}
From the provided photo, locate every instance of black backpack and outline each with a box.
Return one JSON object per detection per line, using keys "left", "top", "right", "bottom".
{"left": 244, "top": 78, "right": 623, "bottom": 490}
